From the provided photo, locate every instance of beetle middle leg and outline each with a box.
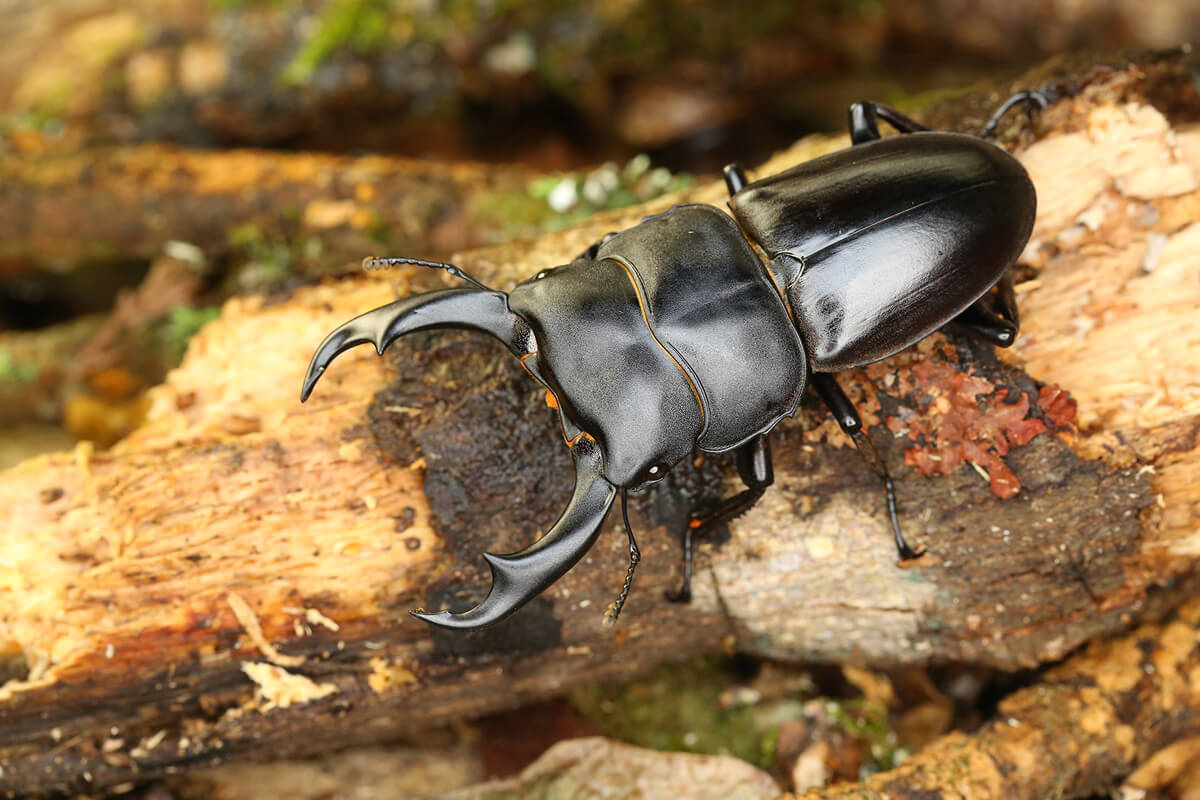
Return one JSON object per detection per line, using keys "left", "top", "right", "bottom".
{"left": 667, "top": 434, "right": 773, "bottom": 603}
{"left": 847, "top": 102, "right": 929, "bottom": 144}
{"left": 811, "top": 372, "right": 925, "bottom": 561}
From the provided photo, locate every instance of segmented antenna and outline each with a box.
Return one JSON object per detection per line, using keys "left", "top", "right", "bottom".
{"left": 362, "top": 256, "right": 491, "bottom": 291}
{"left": 604, "top": 488, "right": 641, "bottom": 626}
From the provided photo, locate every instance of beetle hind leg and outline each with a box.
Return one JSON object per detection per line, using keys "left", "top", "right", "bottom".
{"left": 812, "top": 373, "right": 925, "bottom": 561}
{"left": 667, "top": 434, "right": 773, "bottom": 604}
{"left": 953, "top": 272, "right": 1020, "bottom": 348}
{"left": 981, "top": 89, "right": 1054, "bottom": 138}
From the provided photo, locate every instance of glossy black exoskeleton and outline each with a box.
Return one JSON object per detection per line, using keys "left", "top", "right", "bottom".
{"left": 300, "top": 96, "right": 1043, "bottom": 630}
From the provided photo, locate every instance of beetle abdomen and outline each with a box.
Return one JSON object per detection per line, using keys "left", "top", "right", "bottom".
{"left": 595, "top": 205, "right": 806, "bottom": 452}
{"left": 730, "top": 133, "right": 1035, "bottom": 371}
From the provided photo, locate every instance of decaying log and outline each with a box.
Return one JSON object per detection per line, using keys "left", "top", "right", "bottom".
{"left": 254, "top": 595, "right": 1200, "bottom": 800}
{"left": 783, "top": 595, "right": 1200, "bottom": 799}
{"left": 2, "top": 51, "right": 1200, "bottom": 795}
{"left": 0, "top": 145, "right": 531, "bottom": 276}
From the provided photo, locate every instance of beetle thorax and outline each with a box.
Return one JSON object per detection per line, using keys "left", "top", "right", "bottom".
{"left": 507, "top": 204, "right": 807, "bottom": 487}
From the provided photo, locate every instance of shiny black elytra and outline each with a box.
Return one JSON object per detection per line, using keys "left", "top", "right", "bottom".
{"left": 301, "top": 97, "right": 1042, "bottom": 631}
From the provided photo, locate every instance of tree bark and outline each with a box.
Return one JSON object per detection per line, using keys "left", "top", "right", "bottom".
{"left": 2, "top": 50, "right": 1200, "bottom": 796}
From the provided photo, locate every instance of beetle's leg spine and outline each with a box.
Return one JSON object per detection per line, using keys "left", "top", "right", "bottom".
{"left": 811, "top": 373, "right": 925, "bottom": 561}
{"left": 362, "top": 256, "right": 491, "bottom": 291}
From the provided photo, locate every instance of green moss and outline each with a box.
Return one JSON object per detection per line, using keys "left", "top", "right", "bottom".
{"left": 0, "top": 348, "right": 38, "bottom": 385}
{"left": 887, "top": 85, "right": 975, "bottom": 114}
{"left": 281, "top": 0, "right": 392, "bottom": 85}
{"left": 570, "top": 657, "right": 780, "bottom": 768}
{"left": 476, "top": 155, "right": 693, "bottom": 238}
{"left": 226, "top": 222, "right": 305, "bottom": 289}
{"left": 161, "top": 306, "right": 221, "bottom": 363}
{"left": 824, "top": 697, "right": 907, "bottom": 775}
{"left": 209, "top": 0, "right": 289, "bottom": 11}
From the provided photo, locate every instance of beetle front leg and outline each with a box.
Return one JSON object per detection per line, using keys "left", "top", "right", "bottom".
{"left": 848, "top": 102, "right": 930, "bottom": 144}
{"left": 667, "top": 434, "right": 774, "bottom": 603}
{"left": 811, "top": 373, "right": 925, "bottom": 561}
{"left": 579, "top": 232, "right": 619, "bottom": 260}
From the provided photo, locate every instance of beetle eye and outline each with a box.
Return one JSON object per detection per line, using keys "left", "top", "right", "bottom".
{"left": 635, "top": 462, "right": 670, "bottom": 485}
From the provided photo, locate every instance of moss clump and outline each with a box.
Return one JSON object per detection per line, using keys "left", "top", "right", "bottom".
{"left": 570, "top": 657, "right": 778, "bottom": 768}
{"left": 0, "top": 349, "right": 38, "bottom": 385}
{"left": 280, "top": 0, "right": 392, "bottom": 85}
{"left": 824, "top": 697, "right": 908, "bottom": 775}
{"left": 161, "top": 306, "right": 222, "bottom": 363}
{"left": 226, "top": 222, "right": 321, "bottom": 290}
{"left": 477, "top": 154, "right": 693, "bottom": 237}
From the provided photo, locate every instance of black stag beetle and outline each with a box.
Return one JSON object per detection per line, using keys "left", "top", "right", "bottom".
{"left": 301, "top": 94, "right": 1047, "bottom": 631}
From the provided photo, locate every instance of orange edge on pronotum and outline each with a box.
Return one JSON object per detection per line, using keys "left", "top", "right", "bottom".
{"left": 606, "top": 258, "right": 707, "bottom": 428}
{"left": 523, "top": 353, "right": 577, "bottom": 448}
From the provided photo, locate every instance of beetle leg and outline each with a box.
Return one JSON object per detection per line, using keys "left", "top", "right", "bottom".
{"left": 811, "top": 373, "right": 926, "bottom": 561}
{"left": 666, "top": 434, "right": 773, "bottom": 603}
{"left": 981, "top": 89, "right": 1054, "bottom": 138}
{"left": 953, "top": 272, "right": 1020, "bottom": 347}
{"left": 412, "top": 436, "right": 617, "bottom": 630}
{"left": 722, "top": 163, "right": 749, "bottom": 194}
{"left": 847, "top": 102, "right": 929, "bottom": 145}
{"left": 579, "top": 232, "right": 619, "bottom": 260}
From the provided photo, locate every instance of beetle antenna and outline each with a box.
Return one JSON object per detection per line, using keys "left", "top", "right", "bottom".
{"left": 604, "top": 488, "right": 641, "bottom": 626}
{"left": 362, "top": 256, "right": 491, "bottom": 291}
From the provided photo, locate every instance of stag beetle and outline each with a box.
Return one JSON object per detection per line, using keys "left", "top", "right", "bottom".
{"left": 301, "top": 95, "right": 1045, "bottom": 631}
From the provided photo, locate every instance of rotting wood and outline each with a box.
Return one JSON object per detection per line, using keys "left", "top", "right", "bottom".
{"left": 249, "top": 595, "right": 1200, "bottom": 800}
{"left": 2, "top": 51, "right": 1200, "bottom": 795}
{"left": 782, "top": 595, "right": 1200, "bottom": 799}
{"left": 0, "top": 144, "right": 533, "bottom": 276}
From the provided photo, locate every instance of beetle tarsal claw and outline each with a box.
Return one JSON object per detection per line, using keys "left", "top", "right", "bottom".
{"left": 299, "top": 288, "right": 528, "bottom": 402}
{"left": 411, "top": 438, "right": 616, "bottom": 631}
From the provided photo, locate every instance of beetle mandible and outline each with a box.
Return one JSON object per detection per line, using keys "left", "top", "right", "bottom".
{"left": 301, "top": 95, "right": 1045, "bottom": 630}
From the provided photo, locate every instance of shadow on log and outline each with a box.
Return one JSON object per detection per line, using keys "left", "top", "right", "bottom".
{"left": 1, "top": 49, "right": 1200, "bottom": 796}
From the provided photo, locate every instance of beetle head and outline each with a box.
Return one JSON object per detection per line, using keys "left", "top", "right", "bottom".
{"left": 301, "top": 283, "right": 636, "bottom": 630}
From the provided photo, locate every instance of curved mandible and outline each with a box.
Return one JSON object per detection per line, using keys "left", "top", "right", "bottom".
{"left": 300, "top": 288, "right": 528, "bottom": 402}
{"left": 412, "top": 437, "right": 616, "bottom": 630}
